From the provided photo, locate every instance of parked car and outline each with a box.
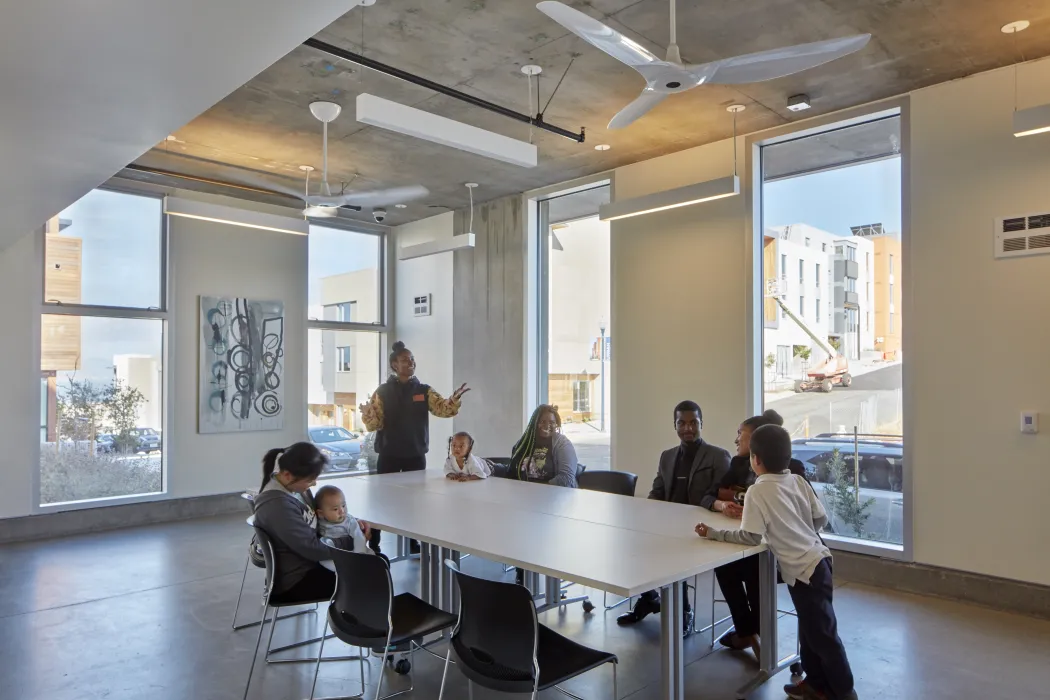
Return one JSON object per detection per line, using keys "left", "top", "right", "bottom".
{"left": 308, "top": 426, "right": 364, "bottom": 472}
{"left": 129, "top": 427, "right": 162, "bottom": 453}
{"left": 95, "top": 434, "right": 117, "bottom": 454}
{"left": 792, "top": 434, "right": 903, "bottom": 492}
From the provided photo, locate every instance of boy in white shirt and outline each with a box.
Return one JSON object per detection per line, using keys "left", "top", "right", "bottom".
{"left": 695, "top": 424, "right": 857, "bottom": 700}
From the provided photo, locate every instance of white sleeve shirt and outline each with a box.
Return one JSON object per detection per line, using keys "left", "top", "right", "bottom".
{"left": 739, "top": 472, "right": 830, "bottom": 586}
{"left": 444, "top": 454, "right": 489, "bottom": 479}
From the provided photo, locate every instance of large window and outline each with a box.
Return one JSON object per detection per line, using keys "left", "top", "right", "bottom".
{"left": 759, "top": 114, "right": 904, "bottom": 548}
{"left": 537, "top": 185, "right": 612, "bottom": 470}
{"left": 307, "top": 224, "right": 384, "bottom": 475}
{"left": 40, "top": 189, "right": 166, "bottom": 506}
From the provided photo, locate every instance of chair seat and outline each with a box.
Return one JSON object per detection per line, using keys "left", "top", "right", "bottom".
{"left": 535, "top": 624, "right": 617, "bottom": 690}
{"left": 455, "top": 622, "right": 617, "bottom": 693}
{"left": 328, "top": 592, "right": 457, "bottom": 647}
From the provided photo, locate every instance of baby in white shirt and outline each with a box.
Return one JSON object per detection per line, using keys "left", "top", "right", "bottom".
{"left": 443, "top": 431, "right": 491, "bottom": 481}
{"left": 313, "top": 485, "right": 373, "bottom": 555}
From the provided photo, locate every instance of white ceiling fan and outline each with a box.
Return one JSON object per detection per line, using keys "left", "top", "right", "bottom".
{"left": 536, "top": 0, "right": 871, "bottom": 129}
{"left": 255, "top": 101, "right": 429, "bottom": 218}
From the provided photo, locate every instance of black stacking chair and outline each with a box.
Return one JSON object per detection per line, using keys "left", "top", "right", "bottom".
{"left": 439, "top": 560, "right": 617, "bottom": 700}
{"left": 243, "top": 527, "right": 358, "bottom": 700}
{"left": 577, "top": 470, "right": 637, "bottom": 497}
{"left": 311, "top": 546, "right": 457, "bottom": 700}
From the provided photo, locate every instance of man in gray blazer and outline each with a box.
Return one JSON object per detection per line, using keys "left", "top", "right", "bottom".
{"left": 617, "top": 400, "right": 731, "bottom": 631}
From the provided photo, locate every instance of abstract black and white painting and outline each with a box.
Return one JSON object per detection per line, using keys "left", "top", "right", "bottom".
{"left": 199, "top": 296, "right": 285, "bottom": 434}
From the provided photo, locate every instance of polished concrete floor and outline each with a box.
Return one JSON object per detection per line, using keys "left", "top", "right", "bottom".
{"left": 2, "top": 514, "right": 1049, "bottom": 700}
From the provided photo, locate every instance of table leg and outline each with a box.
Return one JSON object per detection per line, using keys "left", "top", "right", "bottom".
{"left": 429, "top": 543, "right": 441, "bottom": 603}
{"left": 420, "top": 541, "right": 431, "bottom": 604}
{"left": 659, "top": 582, "right": 684, "bottom": 700}
{"left": 734, "top": 549, "right": 799, "bottom": 699}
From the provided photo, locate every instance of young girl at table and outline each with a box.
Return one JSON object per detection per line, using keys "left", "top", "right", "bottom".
{"left": 443, "top": 431, "right": 491, "bottom": 481}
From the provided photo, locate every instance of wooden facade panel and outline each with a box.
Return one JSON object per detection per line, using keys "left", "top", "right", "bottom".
{"left": 44, "top": 235, "right": 82, "bottom": 304}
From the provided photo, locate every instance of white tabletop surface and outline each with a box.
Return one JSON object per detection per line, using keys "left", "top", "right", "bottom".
{"left": 325, "top": 471, "right": 764, "bottom": 597}
{"left": 356, "top": 469, "right": 758, "bottom": 546}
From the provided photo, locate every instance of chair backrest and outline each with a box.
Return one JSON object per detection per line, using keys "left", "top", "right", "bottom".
{"left": 252, "top": 526, "right": 278, "bottom": 598}
{"left": 328, "top": 546, "right": 393, "bottom": 640}
{"left": 446, "top": 560, "right": 537, "bottom": 682}
{"left": 577, "top": 470, "right": 638, "bottom": 497}
{"left": 483, "top": 457, "right": 513, "bottom": 479}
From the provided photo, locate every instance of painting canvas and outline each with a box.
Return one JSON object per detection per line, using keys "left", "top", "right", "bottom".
{"left": 199, "top": 296, "right": 285, "bottom": 433}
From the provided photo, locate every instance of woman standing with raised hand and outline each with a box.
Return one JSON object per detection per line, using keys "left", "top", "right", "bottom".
{"left": 359, "top": 341, "right": 469, "bottom": 553}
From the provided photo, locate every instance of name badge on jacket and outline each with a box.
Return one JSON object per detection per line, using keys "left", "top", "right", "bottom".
{"left": 412, "top": 393, "right": 426, "bottom": 402}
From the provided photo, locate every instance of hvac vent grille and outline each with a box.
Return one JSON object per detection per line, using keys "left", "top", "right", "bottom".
{"left": 995, "top": 212, "right": 1050, "bottom": 259}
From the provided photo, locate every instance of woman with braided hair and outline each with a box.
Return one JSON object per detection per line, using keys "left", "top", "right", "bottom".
{"left": 509, "top": 405, "right": 580, "bottom": 585}
{"left": 509, "top": 404, "right": 580, "bottom": 488}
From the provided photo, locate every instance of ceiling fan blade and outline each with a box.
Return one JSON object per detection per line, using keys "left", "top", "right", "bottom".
{"left": 336, "top": 185, "right": 430, "bottom": 208}
{"left": 608, "top": 90, "right": 668, "bottom": 130}
{"left": 699, "top": 34, "right": 871, "bottom": 85}
{"left": 304, "top": 205, "right": 339, "bottom": 218}
{"left": 537, "top": 1, "right": 661, "bottom": 70}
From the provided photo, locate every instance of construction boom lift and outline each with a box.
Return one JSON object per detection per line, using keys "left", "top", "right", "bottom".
{"left": 769, "top": 293, "right": 852, "bottom": 393}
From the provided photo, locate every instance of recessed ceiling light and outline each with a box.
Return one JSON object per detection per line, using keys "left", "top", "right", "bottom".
{"left": 1001, "top": 20, "right": 1030, "bottom": 34}
{"left": 521, "top": 65, "right": 543, "bottom": 76}
{"left": 298, "top": 165, "right": 315, "bottom": 172}
{"left": 394, "top": 204, "right": 408, "bottom": 209}
{"left": 727, "top": 104, "right": 746, "bottom": 113}
{"left": 594, "top": 144, "right": 611, "bottom": 151}
{"left": 787, "top": 94, "right": 812, "bottom": 112}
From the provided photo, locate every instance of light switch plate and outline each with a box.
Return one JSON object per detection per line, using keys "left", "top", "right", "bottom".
{"left": 1021, "top": 411, "right": 1039, "bottom": 434}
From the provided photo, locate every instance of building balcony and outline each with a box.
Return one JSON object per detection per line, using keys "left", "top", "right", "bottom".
{"left": 834, "top": 259, "right": 860, "bottom": 280}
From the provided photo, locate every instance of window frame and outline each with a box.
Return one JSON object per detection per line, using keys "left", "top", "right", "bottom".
{"left": 37, "top": 185, "right": 170, "bottom": 512}
{"left": 747, "top": 101, "right": 911, "bottom": 561}
{"left": 306, "top": 221, "right": 388, "bottom": 481}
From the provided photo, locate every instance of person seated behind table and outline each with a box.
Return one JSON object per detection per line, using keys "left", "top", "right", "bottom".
{"left": 443, "top": 431, "right": 491, "bottom": 481}
{"left": 617, "top": 400, "right": 731, "bottom": 632}
{"left": 253, "top": 443, "right": 369, "bottom": 600}
{"left": 314, "top": 485, "right": 375, "bottom": 556}
{"left": 509, "top": 405, "right": 579, "bottom": 487}
{"left": 696, "top": 424, "right": 856, "bottom": 700}
{"left": 509, "top": 404, "right": 578, "bottom": 586}
{"left": 709, "top": 409, "right": 807, "bottom": 657}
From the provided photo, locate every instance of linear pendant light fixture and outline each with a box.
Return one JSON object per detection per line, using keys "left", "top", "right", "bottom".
{"left": 398, "top": 183, "right": 478, "bottom": 260}
{"left": 357, "top": 93, "right": 539, "bottom": 168}
{"left": 599, "top": 104, "right": 744, "bottom": 222}
{"left": 163, "top": 197, "right": 309, "bottom": 235}
{"left": 1002, "top": 20, "right": 1050, "bottom": 138}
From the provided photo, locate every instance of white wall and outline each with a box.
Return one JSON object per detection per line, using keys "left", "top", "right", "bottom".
{"left": 611, "top": 138, "right": 750, "bottom": 493}
{"left": 0, "top": 232, "right": 42, "bottom": 518}
{"left": 908, "top": 59, "right": 1050, "bottom": 586}
{"left": 168, "top": 212, "right": 308, "bottom": 499}
{"left": 393, "top": 212, "right": 456, "bottom": 469}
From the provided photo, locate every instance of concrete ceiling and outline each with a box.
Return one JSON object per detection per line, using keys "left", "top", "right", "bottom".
{"left": 138, "top": 0, "right": 1050, "bottom": 227}
{"left": 0, "top": 0, "right": 367, "bottom": 249}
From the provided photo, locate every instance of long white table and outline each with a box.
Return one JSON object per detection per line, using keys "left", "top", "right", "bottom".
{"left": 326, "top": 470, "right": 794, "bottom": 700}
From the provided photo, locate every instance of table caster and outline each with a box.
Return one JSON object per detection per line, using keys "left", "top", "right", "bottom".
{"left": 790, "top": 662, "right": 803, "bottom": 676}
{"left": 394, "top": 659, "right": 411, "bottom": 675}
{"left": 582, "top": 600, "right": 595, "bottom": 613}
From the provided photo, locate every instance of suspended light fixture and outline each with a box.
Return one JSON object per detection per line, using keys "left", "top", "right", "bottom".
{"left": 1002, "top": 20, "right": 1050, "bottom": 137}
{"left": 398, "top": 183, "right": 478, "bottom": 260}
{"left": 599, "top": 105, "right": 743, "bottom": 222}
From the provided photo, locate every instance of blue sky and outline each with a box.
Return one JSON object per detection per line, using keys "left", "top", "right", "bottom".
{"left": 763, "top": 158, "right": 902, "bottom": 237}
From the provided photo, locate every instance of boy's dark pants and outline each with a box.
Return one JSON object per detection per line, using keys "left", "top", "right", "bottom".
{"left": 787, "top": 558, "right": 854, "bottom": 699}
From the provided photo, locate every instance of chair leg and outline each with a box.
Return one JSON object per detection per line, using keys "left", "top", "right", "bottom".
{"left": 373, "top": 631, "right": 393, "bottom": 700}
{"left": 243, "top": 603, "right": 270, "bottom": 700}
{"left": 308, "top": 618, "right": 329, "bottom": 700}
{"left": 359, "top": 646, "right": 366, "bottom": 697}
{"left": 612, "top": 661, "right": 618, "bottom": 700}
{"left": 231, "top": 554, "right": 251, "bottom": 630}
{"left": 264, "top": 605, "right": 280, "bottom": 657}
